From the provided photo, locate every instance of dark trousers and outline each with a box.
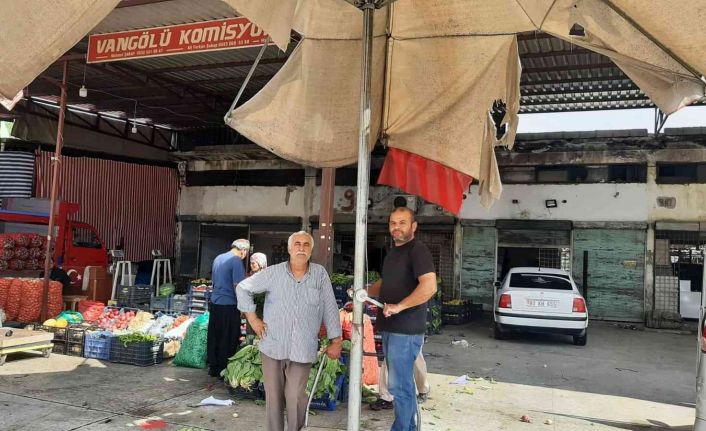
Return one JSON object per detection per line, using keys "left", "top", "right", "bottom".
{"left": 206, "top": 303, "right": 241, "bottom": 377}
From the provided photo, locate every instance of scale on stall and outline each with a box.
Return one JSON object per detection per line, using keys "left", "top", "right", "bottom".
{"left": 150, "top": 249, "right": 172, "bottom": 296}
{"left": 108, "top": 249, "right": 132, "bottom": 301}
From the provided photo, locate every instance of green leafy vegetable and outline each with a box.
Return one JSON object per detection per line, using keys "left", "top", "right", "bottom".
{"left": 117, "top": 332, "right": 157, "bottom": 347}
{"left": 221, "top": 345, "right": 263, "bottom": 391}
{"left": 306, "top": 356, "right": 345, "bottom": 399}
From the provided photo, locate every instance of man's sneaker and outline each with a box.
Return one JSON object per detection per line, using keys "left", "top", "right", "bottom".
{"left": 417, "top": 391, "right": 429, "bottom": 404}
{"left": 370, "top": 399, "right": 393, "bottom": 411}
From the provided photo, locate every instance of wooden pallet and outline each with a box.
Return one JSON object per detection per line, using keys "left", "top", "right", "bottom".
{"left": 0, "top": 327, "right": 54, "bottom": 366}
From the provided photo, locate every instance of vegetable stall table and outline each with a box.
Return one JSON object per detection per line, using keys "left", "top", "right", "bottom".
{"left": 0, "top": 327, "right": 54, "bottom": 365}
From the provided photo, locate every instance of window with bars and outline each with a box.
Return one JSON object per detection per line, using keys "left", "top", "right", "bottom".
{"left": 654, "top": 230, "right": 705, "bottom": 313}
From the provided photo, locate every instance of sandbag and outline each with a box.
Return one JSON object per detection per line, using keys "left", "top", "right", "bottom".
{"left": 173, "top": 312, "right": 209, "bottom": 369}
{"left": 28, "top": 234, "right": 43, "bottom": 248}
{"left": 79, "top": 300, "right": 105, "bottom": 323}
{"left": 8, "top": 259, "right": 25, "bottom": 270}
{"left": 5, "top": 278, "right": 24, "bottom": 321}
{"left": 47, "top": 280, "right": 63, "bottom": 318}
{"left": 0, "top": 234, "right": 14, "bottom": 249}
{"left": 14, "top": 247, "right": 29, "bottom": 260}
{"left": 17, "top": 279, "right": 42, "bottom": 323}
{"left": 8, "top": 233, "right": 30, "bottom": 247}
{"left": 0, "top": 278, "right": 12, "bottom": 310}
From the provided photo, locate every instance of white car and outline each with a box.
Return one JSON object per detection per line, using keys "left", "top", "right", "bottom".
{"left": 493, "top": 267, "right": 588, "bottom": 346}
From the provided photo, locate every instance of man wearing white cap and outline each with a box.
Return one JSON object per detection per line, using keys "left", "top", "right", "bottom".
{"left": 207, "top": 238, "right": 249, "bottom": 377}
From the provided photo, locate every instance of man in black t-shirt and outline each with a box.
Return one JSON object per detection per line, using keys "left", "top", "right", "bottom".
{"left": 367, "top": 206, "right": 437, "bottom": 431}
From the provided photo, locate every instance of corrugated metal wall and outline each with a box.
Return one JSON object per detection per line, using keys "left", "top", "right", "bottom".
{"left": 461, "top": 226, "right": 497, "bottom": 307}
{"left": 572, "top": 228, "right": 646, "bottom": 321}
{"left": 35, "top": 151, "right": 178, "bottom": 261}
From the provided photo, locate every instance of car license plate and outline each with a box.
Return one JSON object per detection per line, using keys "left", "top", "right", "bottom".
{"left": 527, "top": 299, "right": 558, "bottom": 308}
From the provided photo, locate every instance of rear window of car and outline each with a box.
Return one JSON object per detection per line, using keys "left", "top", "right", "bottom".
{"left": 509, "top": 273, "right": 573, "bottom": 290}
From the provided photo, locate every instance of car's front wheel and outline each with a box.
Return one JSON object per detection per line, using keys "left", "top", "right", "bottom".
{"left": 573, "top": 330, "right": 587, "bottom": 346}
{"left": 493, "top": 321, "right": 506, "bottom": 340}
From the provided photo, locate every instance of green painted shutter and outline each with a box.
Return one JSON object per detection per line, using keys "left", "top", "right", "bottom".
{"left": 573, "top": 229, "right": 646, "bottom": 321}
{"left": 461, "top": 226, "right": 496, "bottom": 307}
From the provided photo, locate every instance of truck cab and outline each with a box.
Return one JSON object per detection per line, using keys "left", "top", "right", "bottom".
{"left": 0, "top": 198, "right": 108, "bottom": 287}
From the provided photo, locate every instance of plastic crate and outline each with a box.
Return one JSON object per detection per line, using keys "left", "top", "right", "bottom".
{"left": 442, "top": 302, "right": 470, "bottom": 315}
{"left": 226, "top": 381, "right": 266, "bottom": 400}
{"left": 39, "top": 325, "right": 68, "bottom": 342}
{"left": 150, "top": 295, "right": 170, "bottom": 312}
{"left": 117, "top": 285, "right": 152, "bottom": 307}
{"left": 84, "top": 331, "right": 112, "bottom": 360}
{"left": 52, "top": 341, "right": 66, "bottom": 355}
{"left": 442, "top": 313, "right": 470, "bottom": 325}
{"left": 310, "top": 373, "right": 345, "bottom": 411}
{"left": 170, "top": 296, "right": 188, "bottom": 314}
{"left": 110, "top": 337, "right": 163, "bottom": 366}
{"left": 66, "top": 325, "right": 89, "bottom": 344}
{"left": 67, "top": 342, "right": 84, "bottom": 357}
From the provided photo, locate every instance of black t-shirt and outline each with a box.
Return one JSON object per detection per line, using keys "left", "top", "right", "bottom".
{"left": 376, "top": 239, "right": 436, "bottom": 334}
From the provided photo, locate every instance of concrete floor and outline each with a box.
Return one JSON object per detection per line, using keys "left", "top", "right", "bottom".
{"left": 0, "top": 319, "right": 697, "bottom": 431}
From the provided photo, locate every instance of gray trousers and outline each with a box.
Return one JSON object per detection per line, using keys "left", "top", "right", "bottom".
{"left": 261, "top": 353, "right": 313, "bottom": 431}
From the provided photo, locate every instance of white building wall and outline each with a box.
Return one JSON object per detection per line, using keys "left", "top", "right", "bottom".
{"left": 178, "top": 182, "right": 706, "bottom": 223}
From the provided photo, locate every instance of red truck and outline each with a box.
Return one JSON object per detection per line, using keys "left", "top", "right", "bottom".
{"left": 0, "top": 198, "right": 108, "bottom": 289}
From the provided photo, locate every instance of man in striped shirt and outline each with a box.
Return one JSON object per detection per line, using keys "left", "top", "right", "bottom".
{"left": 237, "top": 230, "right": 342, "bottom": 431}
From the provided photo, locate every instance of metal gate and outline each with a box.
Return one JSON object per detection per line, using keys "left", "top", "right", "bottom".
{"left": 654, "top": 229, "right": 705, "bottom": 316}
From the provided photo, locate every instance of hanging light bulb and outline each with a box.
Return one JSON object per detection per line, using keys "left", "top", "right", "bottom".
{"left": 79, "top": 62, "right": 88, "bottom": 97}
{"left": 131, "top": 101, "right": 138, "bottom": 133}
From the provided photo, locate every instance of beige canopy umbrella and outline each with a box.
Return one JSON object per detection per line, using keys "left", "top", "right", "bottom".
{"left": 221, "top": 1, "right": 706, "bottom": 429}
{"left": 0, "top": 0, "right": 120, "bottom": 100}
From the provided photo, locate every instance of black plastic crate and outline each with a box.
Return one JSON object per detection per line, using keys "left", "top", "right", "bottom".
{"left": 150, "top": 295, "right": 170, "bottom": 312}
{"left": 52, "top": 340, "right": 67, "bottom": 355}
{"left": 226, "top": 381, "right": 266, "bottom": 400}
{"left": 39, "top": 325, "right": 68, "bottom": 342}
{"left": 66, "top": 325, "right": 89, "bottom": 344}
{"left": 67, "top": 342, "right": 84, "bottom": 357}
{"left": 170, "top": 296, "right": 189, "bottom": 314}
{"left": 117, "top": 285, "right": 152, "bottom": 307}
{"left": 442, "top": 313, "right": 470, "bottom": 325}
{"left": 442, "top": 302, "right": 470, "bottom": 315}
{"left": 110, "top": 338, "right": 163, "bottom": 366}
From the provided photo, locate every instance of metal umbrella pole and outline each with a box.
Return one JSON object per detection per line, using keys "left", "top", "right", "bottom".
{"left": 347, "top": 1, "right": 375, "bottom": 430}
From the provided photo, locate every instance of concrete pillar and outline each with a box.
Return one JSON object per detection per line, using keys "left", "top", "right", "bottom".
{"left": 644, "top": 162, "right": 657, "bottom": 324}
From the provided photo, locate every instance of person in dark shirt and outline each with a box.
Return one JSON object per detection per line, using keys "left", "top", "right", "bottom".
{"left": 367, "top": 206, "right": 437, "bottom": 431}
{"left": 207, "top": 238, "right": 249, "bottom": 378}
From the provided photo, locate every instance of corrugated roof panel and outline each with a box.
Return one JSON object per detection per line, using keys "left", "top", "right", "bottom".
{"left": 91, "top": 0, "right": 237, "bottom": 34}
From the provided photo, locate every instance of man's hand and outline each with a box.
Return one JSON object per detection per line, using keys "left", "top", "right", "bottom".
{"left": 383, "top": 303, "right": 404, "bottom": 317}
{"left": 325, "top": 338, "right": 342, "bottom": 360}
{"left": 249, "top": 317, "right": 267, "bottom": 338}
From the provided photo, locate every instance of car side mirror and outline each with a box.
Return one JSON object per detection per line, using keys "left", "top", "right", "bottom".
{"left": 494, "top": 281, "right": 501, "bottom": 289}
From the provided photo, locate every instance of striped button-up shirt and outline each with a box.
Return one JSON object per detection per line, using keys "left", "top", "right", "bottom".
{"left": 236, "top": 261, "right": 342, "bottom": 364}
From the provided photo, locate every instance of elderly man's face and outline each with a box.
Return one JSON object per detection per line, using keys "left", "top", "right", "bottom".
{"left": 288, "top": 234, "right": 313, "bottom": 263}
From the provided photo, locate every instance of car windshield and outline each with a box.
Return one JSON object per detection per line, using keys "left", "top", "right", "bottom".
{"left": 509, "top": 273, "right": 573, "bottom": 290}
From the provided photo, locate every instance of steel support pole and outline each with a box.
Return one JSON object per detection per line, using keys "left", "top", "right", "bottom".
{"left": 40, "top": 60, "right": 69, "bottom": 322}
{"left": 347, "top": 2, "right": 375, "bottom": 430}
